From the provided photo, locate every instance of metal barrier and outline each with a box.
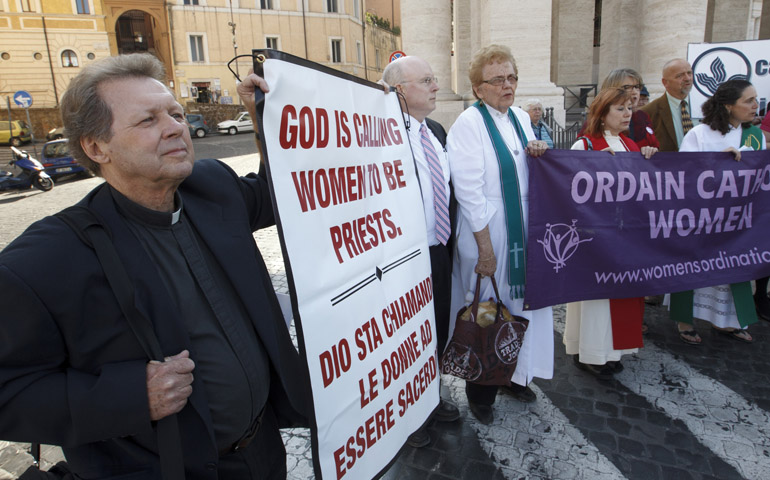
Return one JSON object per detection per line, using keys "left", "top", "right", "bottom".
{"left": 543, "top": 107, "right": 583, "bottom": 149}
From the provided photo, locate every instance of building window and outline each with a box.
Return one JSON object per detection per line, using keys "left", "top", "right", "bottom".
{"left": 61, "top": 50, "right": 79, "bottom": 67}
{"left": 183, "top": 0, "right": 199, "bottom": 5}
{"left": 326, "top": 0, "right": 338, "bottom": 13}
{"left": 375, "top": 49, "right": 380, "bottom": 69}
{"left": 266, "top": 36, "right": 279, "bottom": 50}
{"left": 260, "top": 0, "right": 273, "bottom": 9}
{"left": 331, "top": 39, "right": 342, "bottom": 63}
{"left": 189, "top": 35, "right": 205, "bottom": 62}
{"left": 20, "top": 0, "right": 34, "bottom": 12}
{"left": 356, "top": 41, "right": 361, "bottom": 64}
{"left": 353, "top": 0, "right": 360, "bottom": 19}
{"left": 76, "top": 0, "right": 90, "bottom": 14}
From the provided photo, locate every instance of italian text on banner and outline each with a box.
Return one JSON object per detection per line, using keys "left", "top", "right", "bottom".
{"left": 524, "top": 149, "right": 770, "bottom": 310}
{"left": 253, "top": 50, "right": 439, "bottom": 480}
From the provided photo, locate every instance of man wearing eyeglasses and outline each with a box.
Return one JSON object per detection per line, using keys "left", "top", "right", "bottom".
{"left": 642, "top": 58, "right": 695, "bottom": 152}
{"left": 381, "top": 55, "right": 462, "bottom": 447}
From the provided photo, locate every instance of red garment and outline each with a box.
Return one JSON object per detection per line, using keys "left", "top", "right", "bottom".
{"left": 761, "top": 114, "right": 770, "bottom": 134}
{"left": 577, "top": 131, "right": 640, "bottom": 152}
{"left": 629, "top": 110, "right": 660, "bottom": 149}
{"left": 576, "top": 132, "right": 645, "bottom": 350}
{"left": 577, "top": 111, "right": 659, "bottom": 149}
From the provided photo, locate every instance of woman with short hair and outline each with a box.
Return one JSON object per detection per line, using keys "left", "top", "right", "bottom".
{"left": 446, "top": 45, "right": 553, "bottom": 424}
{"left": 522, "top": 98, "right": 554, "bottom": 148}
{"left": 588, "top": 68, "right": 659, "bottom": 149}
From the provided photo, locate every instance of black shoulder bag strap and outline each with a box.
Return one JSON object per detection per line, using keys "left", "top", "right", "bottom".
{"left": 56, "top": 206, "right": 185, "bottom": 480}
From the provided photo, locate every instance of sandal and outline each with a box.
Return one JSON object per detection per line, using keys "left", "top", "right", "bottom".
{"left": 678, "top": 329, "right": 702, "bottom": 345}
{"left": 713, "top": 327, "right": 753, "bottom": 343}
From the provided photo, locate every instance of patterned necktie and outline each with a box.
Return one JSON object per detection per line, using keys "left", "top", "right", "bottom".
{"left": 419, "top": 124, "right": 451, "bottom": 245}
{"left": 680, "top": 100, "right": 693, "bottom": 135}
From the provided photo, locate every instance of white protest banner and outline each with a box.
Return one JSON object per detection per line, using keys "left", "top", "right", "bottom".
{"left": 688, "top": 39, "right": 770, "bottom": 118}
{"left": 252, "top": 50, "right": 440, "bottom": 479}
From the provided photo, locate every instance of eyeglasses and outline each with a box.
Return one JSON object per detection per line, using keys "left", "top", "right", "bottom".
{"left": 621, "top": 84, "right": 644, "bottom": 91}
{"left": 404, "top": 76, "right": 438, "bottom": 86}
{"left": 482, "top": 74, "right": 518, "bottom": 86}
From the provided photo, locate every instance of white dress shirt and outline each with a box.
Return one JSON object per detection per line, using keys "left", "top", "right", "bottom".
{"left": 407, "top": 114, "right": 451, "bottom": 246}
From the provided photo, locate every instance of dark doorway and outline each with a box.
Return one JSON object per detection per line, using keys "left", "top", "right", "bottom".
{"left": 193, "top": 82, "right": 211, "bottom": 103}
{"left": 116, "top": 10, "right": 155, "bottom": 55}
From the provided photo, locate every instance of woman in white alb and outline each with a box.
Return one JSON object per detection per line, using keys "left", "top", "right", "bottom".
{"left": 565, "top": 87, "right": 657, "bottom": 380}
{"left": 671, "top": 79, "right": 766, "bottom": 344}
{"left": 446, "top": 45, "right": 552, "bottom": 425}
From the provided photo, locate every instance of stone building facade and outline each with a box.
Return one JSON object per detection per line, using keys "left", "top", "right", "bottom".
{"left": 401, "top": 0, "right": 770, "bottom": 129}
{"left": 0, "top": 0, "right": 111, "bottom": 109}
{"left": 0, "top": 0, "right": 400, "bottom": 115}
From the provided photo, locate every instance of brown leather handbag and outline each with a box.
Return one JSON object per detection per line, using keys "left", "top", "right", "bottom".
{"left": 440, "top": 275, "right": 529, "bottom": 385}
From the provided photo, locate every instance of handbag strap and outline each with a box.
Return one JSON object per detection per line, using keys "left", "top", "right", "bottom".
{"left": 489, "top": 276, "right": 503, "bottom": 303}
{"left": 469, "top": 274, "right": 483, "bottom": 323}
{"left": 470, "top": 274, "right": 505, "bottom": 318}
{"left": 56, "top": 206, "right": 185, "bottom": 480}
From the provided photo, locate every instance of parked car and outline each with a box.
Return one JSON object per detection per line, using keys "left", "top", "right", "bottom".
{"left": 186, "top": 114, "right": 210, "bottom": 138}
{"left": 40, "top": 139, "right": 88, "bottom": 178}
{"left": 0, "top": 120, "right": 32, "bottom": 147}
{"left": 217, "top": 111, "right": 254, "bottom": 135}
{"left": 46, "top": 127, "right": 65, "bottom": 141}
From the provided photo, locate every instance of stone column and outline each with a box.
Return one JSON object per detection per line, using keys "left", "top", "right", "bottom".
{"left": 468, "top": 0, "right": 565, "bottom": 124}
{"left": 401, "top": 0, "right": 454, "bottom": 97}
{"left": 401, "top": 0, "right": 462, "bottom": 127}
{"left": 638, "top": 0, "right": 708, "bottom": 97}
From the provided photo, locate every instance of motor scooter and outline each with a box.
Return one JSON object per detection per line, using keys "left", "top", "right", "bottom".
{"left": 0, "top": 146, "right": 54, "bottom": 192}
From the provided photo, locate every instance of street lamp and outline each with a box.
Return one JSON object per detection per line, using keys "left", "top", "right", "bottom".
{"left": 228, "top": 0, "right": 241, "bottom": 104}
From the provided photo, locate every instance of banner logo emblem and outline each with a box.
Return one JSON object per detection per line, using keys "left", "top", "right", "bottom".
{"left": 538, "top": 220, "right": 593, "bottom": 272}
{"left": 692, "top": 47, "right": 751, "bottom": 97}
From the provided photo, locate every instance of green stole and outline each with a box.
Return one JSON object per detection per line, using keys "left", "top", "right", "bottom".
{"left": 671, "top": 125, "right": 763, "bottom": 328}
{"left": 473, "top": 101, "right": 528, "bottom": 299}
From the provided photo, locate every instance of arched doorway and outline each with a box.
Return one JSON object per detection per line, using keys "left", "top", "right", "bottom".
{"left": 116, "top": 10, "right": 155, "bottom": 55}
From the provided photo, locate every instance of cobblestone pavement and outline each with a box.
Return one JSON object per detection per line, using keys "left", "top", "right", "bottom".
{"left": 2, "top": 154, "right": 769, "bottom": 479}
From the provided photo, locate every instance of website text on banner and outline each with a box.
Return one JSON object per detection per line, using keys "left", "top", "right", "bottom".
{"left": 524, "top": 149, "right": 770, "bottom": 310}
{"left": 254, "top": 51, "right": 439, "bottom": 480}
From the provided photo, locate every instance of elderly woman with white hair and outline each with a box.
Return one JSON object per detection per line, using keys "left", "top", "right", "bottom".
{"left": 522, "top": 98, "right": 554, "bottom": 148}
{"left": 446, "top": 44, "right": 553, "bottom": 425}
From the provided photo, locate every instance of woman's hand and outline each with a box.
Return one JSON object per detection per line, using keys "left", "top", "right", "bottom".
{"left": 473, "top": 226, "right": 496, "bottom": 277}
{"left": 640, "top": 146, "right": 658, "bottom": 159}
{"left": 526, "top": 140, "right": 549, "bottom": 157}
{"left": 723, "top": 146, "right": 741, "bottom": 161}
{"left": 475, "top": 253, "right": 497, "bottom": 277}
{"left": 600, "top": 147, "right": 616, "bottom": 155}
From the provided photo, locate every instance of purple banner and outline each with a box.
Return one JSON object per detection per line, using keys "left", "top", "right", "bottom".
{"left": 524, "top": 149, "right": 770, "bottom": 310}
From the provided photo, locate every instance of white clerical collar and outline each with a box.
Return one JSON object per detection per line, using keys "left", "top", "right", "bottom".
{"left": 485, "top": 103, "right": 509, "bottom": 119}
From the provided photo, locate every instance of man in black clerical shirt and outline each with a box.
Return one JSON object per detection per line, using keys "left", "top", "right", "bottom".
{"left": 0, "top": 53, "right": 308, "bottom": 479}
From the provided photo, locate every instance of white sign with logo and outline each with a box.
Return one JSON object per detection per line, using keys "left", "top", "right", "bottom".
{"left": 687, "top": 39, "right": 770, "bottom": 118}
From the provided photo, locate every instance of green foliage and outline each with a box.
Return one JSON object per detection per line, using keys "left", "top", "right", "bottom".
{"left": 365, "top": 12, "right": 399, "bottom": 35}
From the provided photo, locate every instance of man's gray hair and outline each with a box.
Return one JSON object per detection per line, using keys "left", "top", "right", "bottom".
{"left": 522, "top": 98, "right": 543, "bottom": 112}
{"left": 382, "top": 56, "right": 408, "bottom": 87}
{"left": 60, "top": 53, "right": 166, "bottom": 176}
